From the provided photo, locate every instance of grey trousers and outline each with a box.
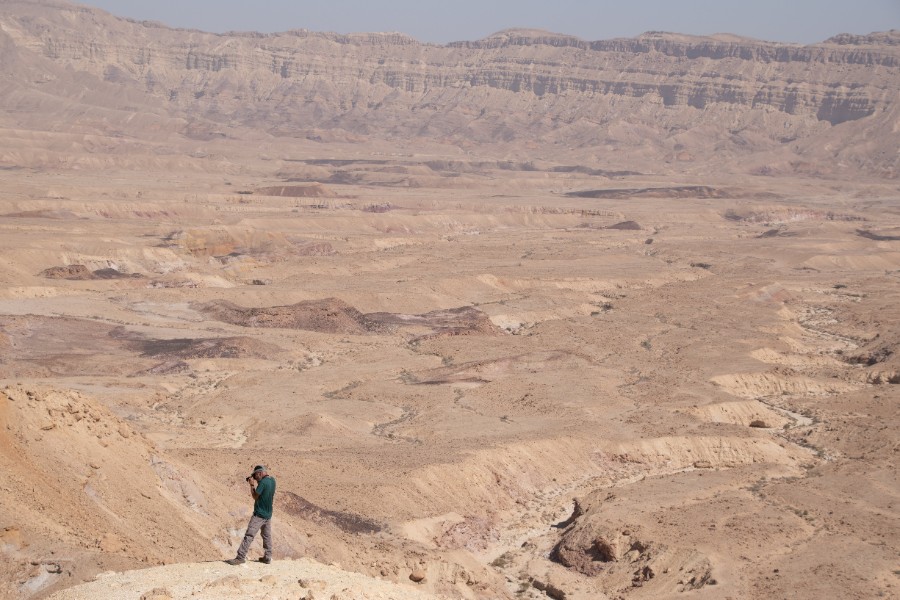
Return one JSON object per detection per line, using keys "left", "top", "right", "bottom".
{"left": 236, "top": 514, "right": 272, "bottom": 560}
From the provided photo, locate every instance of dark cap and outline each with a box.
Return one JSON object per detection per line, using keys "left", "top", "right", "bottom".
{"left": 252, "top": 465, "right": 266, "bottom": 473}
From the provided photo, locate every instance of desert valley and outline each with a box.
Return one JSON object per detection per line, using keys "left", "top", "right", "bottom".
{"left": 0, "top": 1, "right": 898, "bottom": 599}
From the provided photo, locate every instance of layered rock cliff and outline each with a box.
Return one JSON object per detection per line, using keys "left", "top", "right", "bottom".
{"left": 0, "top": 0, "right": 898, "bottom": 176}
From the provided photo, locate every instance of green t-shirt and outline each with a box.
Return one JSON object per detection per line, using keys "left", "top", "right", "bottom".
{"left": 253, "top": 476, "right": 276, "bottom": 519}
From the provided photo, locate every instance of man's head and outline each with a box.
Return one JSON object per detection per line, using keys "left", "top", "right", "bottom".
{"left": 250, "top": 465, "right": 267, "bottom": 480}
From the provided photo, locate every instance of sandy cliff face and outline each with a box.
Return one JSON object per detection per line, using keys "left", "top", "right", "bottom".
{"left": 0, "top": 1, "right": 898, "bottom": 177}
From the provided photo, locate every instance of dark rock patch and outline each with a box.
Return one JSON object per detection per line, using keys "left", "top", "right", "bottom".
{"left": 567, "top": 186, "right": 730, "bottom": 199}
{"left": 280, "top": 491, "right": 382, "bottom": 535}
{"left": 135, "top": 360, "right": 191, "bottom": 376}
{"left": 607, "top": 220, "right": 642, "bottom": 230}
{"left": 361, "top": 202, "right": 396, "bottom": 213}
{"left": 40, "top": 265, "right": 94, "bottom": 280}
{"left": 40, "top": 265, "right": 143, "bottom": 280}
{"left": 92, "top": 268, "right": 144, "bottom": 280}
{"left": 110, "top": 327, "right": 283, "bottom": 359}
{"left": 531, "top": 579, "right": 567, "bottom": 600}
{"left": 857, "top": 228, "right": 900, "bottom": 241}
{"left": 845, "top": 345, "right": 893, "bottom": 366}
{"left": 197, "top": 299, "right": 501, "bottom": 338}
{"left": 294, "top": 242, "right": 336, "bottom": 256}
{"left": 368, "top": 306, "right": 500, "bottom": 340}
{"left": 255, "top": 184, "right": 335, "bottom": 198}
{"left": 3, "top": 209, "right": 82, "bottom": 219}
{"left": 197, "top": 298, "right": 380, "bottom": 334}
{"left": 757, "top": 228, "right": 796, "bottom": 238}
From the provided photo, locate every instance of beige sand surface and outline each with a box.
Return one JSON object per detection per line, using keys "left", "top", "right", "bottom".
{"left": 2, "top": 166, "right": 896, "bottom": 600}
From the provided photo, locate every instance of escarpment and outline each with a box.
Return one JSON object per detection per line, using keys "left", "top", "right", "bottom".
{"left": 0, "top": 1, "right": 898, "bottom": 176}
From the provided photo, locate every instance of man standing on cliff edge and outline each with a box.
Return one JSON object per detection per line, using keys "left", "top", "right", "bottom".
{"left": 227, "top": 465, "right": 276, "bottom": 565}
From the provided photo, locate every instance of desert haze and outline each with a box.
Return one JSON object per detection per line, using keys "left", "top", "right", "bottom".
{"left": 0, "top": 1, "right": 898, "bottom": 599}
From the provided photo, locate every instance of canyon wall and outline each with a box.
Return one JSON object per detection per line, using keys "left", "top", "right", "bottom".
{"left": 0, "top": 1, "right": 898, "bottom": 176}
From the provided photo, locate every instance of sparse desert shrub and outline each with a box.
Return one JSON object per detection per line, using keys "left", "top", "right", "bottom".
{"left": 362, "top": 202, "right": 394, "bottom": 213}
{"left": 591, "top": 302, "right": 613, "bottom": 317}
{"left": 491, "top": 551, "right": 514, "bottom": 568}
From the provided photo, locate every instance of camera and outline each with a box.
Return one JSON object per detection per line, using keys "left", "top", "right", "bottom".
{"left": 245, "top": 476, "right": 253, "bottom": 483}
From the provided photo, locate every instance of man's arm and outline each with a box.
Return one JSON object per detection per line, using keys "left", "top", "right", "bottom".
{"left": 250, "top": 479, "right": 259, "bottom": 499}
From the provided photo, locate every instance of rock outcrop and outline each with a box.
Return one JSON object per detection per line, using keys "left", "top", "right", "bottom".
{"left": 46, "top": 559, "right": 442, "bottom": 600}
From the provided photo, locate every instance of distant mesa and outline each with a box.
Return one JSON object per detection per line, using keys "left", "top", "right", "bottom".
{"left": 487, "top": 28, "right": 575, "bottom": 38}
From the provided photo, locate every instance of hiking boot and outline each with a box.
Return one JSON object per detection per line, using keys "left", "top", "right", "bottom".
{"left": 225, "top": 557, "right": 246, "bottom": 565}
{"left": 258, "top": 556, "right": 272, "bottom": 564}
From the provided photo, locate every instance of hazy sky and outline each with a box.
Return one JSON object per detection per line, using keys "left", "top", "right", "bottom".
{"left": 77, "top": 0, "right": 899, "bottom": 44}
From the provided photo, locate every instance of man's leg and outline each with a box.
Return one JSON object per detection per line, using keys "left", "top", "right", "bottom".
{"left": 235, "top": 515, "right": 265, "bottom": 560}
{"left": 260, "top": 518, "right": 272, "bottom": 561}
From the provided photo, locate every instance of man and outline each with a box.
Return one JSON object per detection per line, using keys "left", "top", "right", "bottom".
{"left": 226, "top": 465, "right": 276, "bottom": 565}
